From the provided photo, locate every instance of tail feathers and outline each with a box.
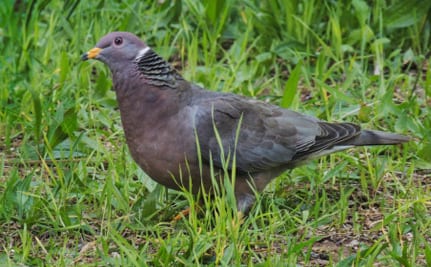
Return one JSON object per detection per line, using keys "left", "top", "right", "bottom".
{"left": 289, "top": 129, "right": 410, "bottom": 168}
{"left": 348, "top": 130, "right": 410, "bottom": 146}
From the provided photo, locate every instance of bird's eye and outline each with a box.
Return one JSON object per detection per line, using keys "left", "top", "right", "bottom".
{"left": 114, "top": 37, "right": 123, "bottom": 46}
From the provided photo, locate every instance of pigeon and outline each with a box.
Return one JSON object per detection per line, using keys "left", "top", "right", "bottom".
{"left": 82, "top": 32, "right": 410, "bottom": 213}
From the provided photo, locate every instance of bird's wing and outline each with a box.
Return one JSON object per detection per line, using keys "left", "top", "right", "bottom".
{"left": 191, "top": 94, "right": 360, "bottom": 172}
{"left": 192, "top": 92, "right": 362, "bottom": 173}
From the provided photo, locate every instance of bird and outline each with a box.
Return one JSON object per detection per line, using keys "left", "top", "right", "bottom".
{"left": 82, "top": 32, "right": 410, "bottom": 213}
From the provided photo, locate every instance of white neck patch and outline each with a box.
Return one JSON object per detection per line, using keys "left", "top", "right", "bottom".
{"left": 135, "top": 46, "right": 151, "bottom": 60}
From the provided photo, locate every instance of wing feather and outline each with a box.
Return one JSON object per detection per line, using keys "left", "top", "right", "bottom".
{"left": 191, "top": 91, "right": 361, "bottom": 172}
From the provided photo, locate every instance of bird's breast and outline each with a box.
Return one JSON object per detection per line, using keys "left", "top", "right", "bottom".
{"left": 117, "top": 94, "right": 201, "bottom": 189}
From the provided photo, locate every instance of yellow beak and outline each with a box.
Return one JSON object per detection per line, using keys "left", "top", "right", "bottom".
{"left": 81, "top": 47, "right": 102, "bottom": 60}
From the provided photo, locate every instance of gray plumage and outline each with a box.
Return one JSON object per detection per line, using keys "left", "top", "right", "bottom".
{"left": 82, "top": 32, "right": 410, "bottom": 212}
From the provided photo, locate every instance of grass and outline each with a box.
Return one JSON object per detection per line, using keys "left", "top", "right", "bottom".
{"left": 1, "top": 0, "right": 430, "bottom": 266}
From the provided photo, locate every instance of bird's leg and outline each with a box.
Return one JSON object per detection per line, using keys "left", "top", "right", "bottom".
{"left": 172, "top": 207, "right": 191, "bottom": 222}
{"left": 236, "top": 192, "right": 255, "bottom": 215}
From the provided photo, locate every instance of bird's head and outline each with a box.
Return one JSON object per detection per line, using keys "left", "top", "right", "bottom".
{"left": 82, "top": 32, "right": 150, "bottom": 70}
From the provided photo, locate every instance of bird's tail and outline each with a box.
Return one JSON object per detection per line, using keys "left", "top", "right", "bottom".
{"left": 348, "top": 130, "right": 410, "bottom": 146}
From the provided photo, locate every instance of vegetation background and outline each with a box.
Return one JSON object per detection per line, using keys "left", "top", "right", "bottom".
{"left": 1, "top": 0, "right": 430, "bottom": 266}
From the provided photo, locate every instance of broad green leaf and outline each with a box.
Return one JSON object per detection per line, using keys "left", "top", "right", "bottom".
{"left": 280, "top": 60, "right": 302, "bottom": 108}
{"left": 385, "top": 0, "right": 431, "bottom": 29}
